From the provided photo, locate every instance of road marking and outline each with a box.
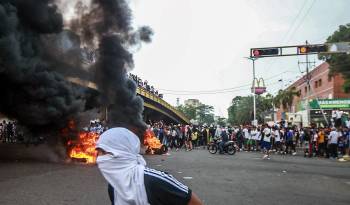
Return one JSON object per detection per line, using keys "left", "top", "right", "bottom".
{"left": 183, "top": 176, "right": 193, "bottom": 180}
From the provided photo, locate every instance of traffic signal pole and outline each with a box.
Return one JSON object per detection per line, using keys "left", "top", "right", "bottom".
{"left": 246, "top": 57, "right": 257, "bottom": 125}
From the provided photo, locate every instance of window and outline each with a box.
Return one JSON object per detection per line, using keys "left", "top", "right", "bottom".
{"left": 318, "top": 79, "right": 322, "bottom": 87}
{"left": 315, "top": 81, "right": 318, "bottom": 88}
{"left": 328, "top": 75, "right": 332, "bottom": 82}
{"left": 304, "top": 86, "right": 307, "bottom": 93}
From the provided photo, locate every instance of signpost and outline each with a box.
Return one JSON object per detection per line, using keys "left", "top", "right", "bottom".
{"left": 309, "top": 99, "right": 350, "bottom": 109}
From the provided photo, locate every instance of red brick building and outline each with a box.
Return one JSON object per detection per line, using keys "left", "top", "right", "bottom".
{"left": 276, "top": 62, "right": 350, "bottom": 126}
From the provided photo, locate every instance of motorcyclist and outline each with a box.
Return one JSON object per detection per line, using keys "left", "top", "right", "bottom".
{"left": 219, "top": 127, "right": 229, "bottom": 154}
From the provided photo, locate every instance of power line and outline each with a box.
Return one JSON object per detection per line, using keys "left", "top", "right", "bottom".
{"left": 163, "top": 81, "right": 281, "bottom": 96}
{"left": 158, "top": 69, "right": 299, "bottom": 93}
{"left": 281, "top": 0, "right": 309, "bottom": 43}
{"left": 285, "top": 0, "right": 316, "bottom": 44}
{"left": 264, "top": 0, "right": 309, "bottom": 73}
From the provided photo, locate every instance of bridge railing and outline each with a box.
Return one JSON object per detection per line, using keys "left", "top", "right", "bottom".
{"left": 66, "top": 77, "right": 189, "bottom": 123}
{"left": 136, "top": 87, "right": 190, "bottom": 123}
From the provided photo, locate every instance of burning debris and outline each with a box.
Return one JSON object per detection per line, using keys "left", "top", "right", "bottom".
{"left": 0, "top": 0, "right": 153, "bottom": 161}
{"left": 144, "top": 130, "right": 168, "bottom": 155}
{"left": 68, "top": 131, "right": 99, "bottom": 163}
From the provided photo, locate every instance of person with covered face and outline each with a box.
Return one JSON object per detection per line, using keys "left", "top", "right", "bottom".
{"left": 95, "top": 127, "right": 203, "bottom": 205}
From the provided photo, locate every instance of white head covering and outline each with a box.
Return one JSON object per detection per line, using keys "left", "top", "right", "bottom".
{"left": 96, "top": 127, "right": 149, "bottom": 205}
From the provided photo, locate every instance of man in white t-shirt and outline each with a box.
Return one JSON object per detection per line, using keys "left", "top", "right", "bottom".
{"left": 328, "top": 128, "right": 339, "bottom": 158}
{"left": 262, "top": 125, "right": 272, "bottom": 159}
{"left": 242, "top": 126, "right": 250, "bottom": 150}
{"left": 273, "top": 128, "right": 282, "bottom": 153}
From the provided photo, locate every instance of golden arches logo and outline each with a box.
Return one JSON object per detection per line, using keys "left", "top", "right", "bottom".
{"left": 252, "top": 77, "right": 266, "bottom": 95}
{"left": 252, "top": 77, "right": 266, "bottom": 88}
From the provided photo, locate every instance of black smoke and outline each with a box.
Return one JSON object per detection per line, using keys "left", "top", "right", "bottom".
{"left": 82, "top": 0, "right": 152, "bottom": 136}
{"left": 0, "top": 0, "right": 85, "bottom": 138}
{"left": 0, "top": 0, "right": 153, "bottom": 140}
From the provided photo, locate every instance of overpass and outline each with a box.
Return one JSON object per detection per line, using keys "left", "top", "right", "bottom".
{"left": 67, "top": 77, "right": 190, "bottom": 124}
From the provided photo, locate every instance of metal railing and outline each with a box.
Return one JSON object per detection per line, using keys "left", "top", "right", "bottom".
{"left": 136, "top": 87, "right": 190, "bottom": 123}
{"left": 66, "top": 77, "right": 189, "bottom": 123}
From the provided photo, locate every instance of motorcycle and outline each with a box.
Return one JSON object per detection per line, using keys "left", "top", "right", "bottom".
{"left": 208, "top": 137, "right": 237, "bottom": 155}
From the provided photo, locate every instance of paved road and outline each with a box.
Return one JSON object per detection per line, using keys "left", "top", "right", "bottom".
{"left": 0, "top": 149, "right": 349, "bottom": 205}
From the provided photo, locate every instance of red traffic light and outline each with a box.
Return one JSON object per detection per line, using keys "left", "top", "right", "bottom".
{"left": 253, "top": 49, "right": 260, "bottom": 57}
{"left": 251, "top": 48, "right": 279, "bottom": 57}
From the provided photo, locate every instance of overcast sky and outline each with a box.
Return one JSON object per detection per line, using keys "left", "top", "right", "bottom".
{"left": 130, "top": 0, "right": 350, "bottom": 117}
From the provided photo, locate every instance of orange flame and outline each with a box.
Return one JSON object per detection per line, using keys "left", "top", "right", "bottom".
{"left": 68, "top": 131, "right": 99, "bottom": 163}
{"left": 144, "top": 130, "right": 163, "bottom": 152}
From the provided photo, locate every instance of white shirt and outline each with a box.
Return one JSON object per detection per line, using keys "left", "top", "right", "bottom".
{"left": 263, "top": 128, "right": 271, "bottom": 136}
{"left": 331, "top": 111, "right": 336, "bottom": 118}
{"left": 274, "top": 130, "right": 281, "bottom": 142}
{"left": 328, "top": 131, "right": 339, "bottom": 144}
{"left": 251, "top": 130, "right": 258, "bottom": 140}
{"left": 242, "top": 128, "right": 248, "bottom": 139}
{"left": 336, "top": 110, "right": 342, "bottom": 119}
{"left": 264, "top": 135, "right": 271, "bottom": 143}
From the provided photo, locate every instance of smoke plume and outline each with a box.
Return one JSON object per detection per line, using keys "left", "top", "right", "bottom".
{"left": 0, "top": 0, "right": 153, "bottom": 140}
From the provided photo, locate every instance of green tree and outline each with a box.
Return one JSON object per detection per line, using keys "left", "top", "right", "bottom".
{"left": 322, "top": 23, "right": 350, "bottom": 92}
{"left": 273, "top": 87, "right": 300, "bottom": 111}
{"left": 177, "top": 102, "right": 215, "bottom": 125}
{"left": 227, "top": 94, "right": 274, "bottom": 125}
{"left": 215, "top": 117, "right": 227, "bottom": 127}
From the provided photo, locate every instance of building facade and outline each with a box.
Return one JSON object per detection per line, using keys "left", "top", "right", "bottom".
{"left": 184, "top": 99, "right": 201, "bottom": 107}
{"left": 277, "top": 62, "right": 350, "bottom": 126}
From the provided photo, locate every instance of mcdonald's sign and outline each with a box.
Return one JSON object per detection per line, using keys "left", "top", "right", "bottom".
{"left": 251, "top": 77, "right": 266, "bottom": 95}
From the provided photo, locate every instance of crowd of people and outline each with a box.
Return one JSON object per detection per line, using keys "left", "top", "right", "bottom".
{"left": 85, "top": 119, "right": 107, "bottom": 134}
{"left": 129, "top": 73, "right": 163, "bottom": 98}
{"left": 235, "top": 123, "right": 350, "bottom": 160}
{"left": 147, "top": 120, "right": 350, "bottom": 160}
{"left": 0, "top": 120, "right": 17, "bottom": 143}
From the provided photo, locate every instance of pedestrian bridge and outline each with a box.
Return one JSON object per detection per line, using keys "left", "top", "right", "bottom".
{"left": 67, "top": 77, "right": 190, "bottom": 124}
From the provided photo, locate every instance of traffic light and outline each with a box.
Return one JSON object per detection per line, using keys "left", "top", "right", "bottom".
{"left": 251, "top": 48, "right": 279, "bottom": 57}
{"left": 297, "top": 45, "right": 328, "bottom": 54}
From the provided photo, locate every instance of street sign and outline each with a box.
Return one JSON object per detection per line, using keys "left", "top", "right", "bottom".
{"left": 309, "top": 99, "right": 350, "bottom": 109}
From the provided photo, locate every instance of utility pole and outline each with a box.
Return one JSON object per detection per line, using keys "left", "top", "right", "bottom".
{"left": 246, "top": 57, "right": 258, "bottom": 125}
{"left": 305, "top": 40, "right": 311, "bottom": 126}
{"left": 296, "top": 40, "right": 312, "bottom": 126}
{"left": 298, "top": 41, "right": 329, "bottom": 126}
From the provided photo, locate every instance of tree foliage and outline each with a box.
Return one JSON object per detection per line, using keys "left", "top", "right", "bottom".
{"left": 323, "top": 23, "right": 350, "bottom": 92}
{"left": 177, "top": 103, "right": 215, "bottom": 125}
{"left": 273, "top": 87, "right": 300, "bottom": 111}
{"left": 227, "top": 94, "right": 273, "bottom": 125}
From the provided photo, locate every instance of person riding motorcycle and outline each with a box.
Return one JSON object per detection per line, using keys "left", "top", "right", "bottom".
{"left": 219, "top": 128, "right": 229, "bottom": 154}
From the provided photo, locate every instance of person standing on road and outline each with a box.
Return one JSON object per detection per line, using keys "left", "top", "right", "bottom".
{"left": 186, "top": 125, "right": 193, "bottom": 151}
{"left": 328, "top": 127, "right": 339, "bottom": 159}
{"left": 317, "top": 128, "right": 325, "bottom": 157}
{"left": 96, "top": 127, "right": 203, "bottom": 205}
{"left": 262, "top": 125, "right": 272, "bottom": 159}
